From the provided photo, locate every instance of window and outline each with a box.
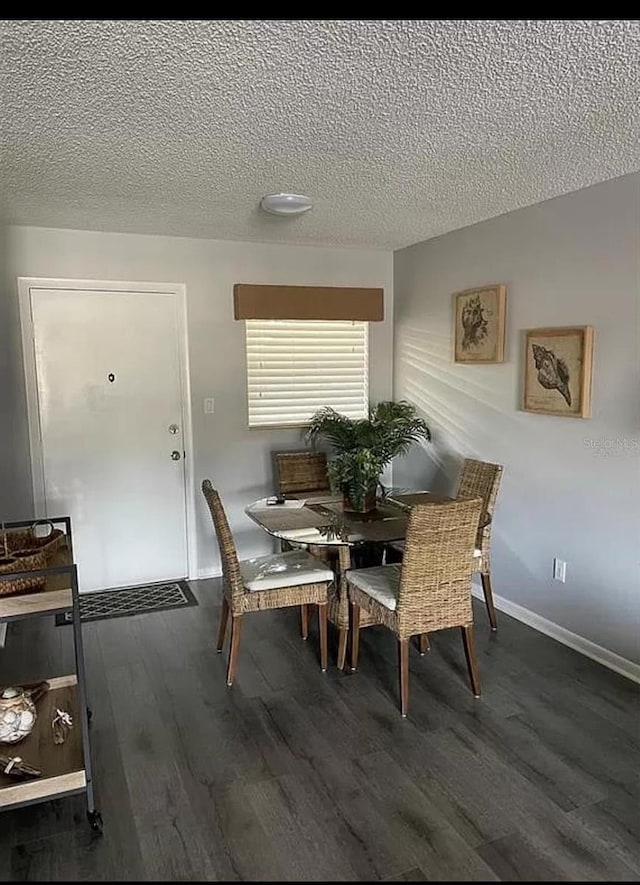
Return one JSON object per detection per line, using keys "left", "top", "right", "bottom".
{"left": 245, "top": 319, "right": 368, "bottom": 428}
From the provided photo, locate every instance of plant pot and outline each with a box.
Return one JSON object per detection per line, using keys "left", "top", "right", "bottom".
{"left": 342, "top": 489, "right": 377, "bottom": 514}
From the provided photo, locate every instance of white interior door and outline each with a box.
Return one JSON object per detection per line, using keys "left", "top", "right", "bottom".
{"left": 29, "top": 287, "right": 189, "bottom": 592}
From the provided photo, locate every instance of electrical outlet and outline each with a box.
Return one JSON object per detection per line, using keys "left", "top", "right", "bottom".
{"left": 204, "top": 397, "right": 215, "bottom": 414}
{"left": 553, "top": 558, "right": 567, "bottom": 582}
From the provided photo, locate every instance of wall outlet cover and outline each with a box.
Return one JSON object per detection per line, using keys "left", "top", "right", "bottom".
{"left": 553, "top": 558, "right": 567, "bottom": 582}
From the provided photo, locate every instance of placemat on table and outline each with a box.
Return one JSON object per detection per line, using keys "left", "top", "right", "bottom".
{"left": 386, "top": 492, "right": 453, "bottom": 510}
{"left": 318, "top": 501, "right": 408, "bottom": 521}
{"left": 252, "top": 507, "right": 335, "bottom": 533}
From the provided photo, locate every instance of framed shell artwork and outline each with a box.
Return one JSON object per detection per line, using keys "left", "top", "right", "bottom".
{"left": 523, "top": 326, "right": 594, "bottom": 418}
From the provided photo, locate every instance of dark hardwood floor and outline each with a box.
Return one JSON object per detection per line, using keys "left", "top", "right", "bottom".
{"left": 0, "top": 578, "right": 638, "bottom": 881}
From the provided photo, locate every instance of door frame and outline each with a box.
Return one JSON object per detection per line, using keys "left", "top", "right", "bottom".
{"left": 17, "top": 276, "right": 198, "bottom": 582}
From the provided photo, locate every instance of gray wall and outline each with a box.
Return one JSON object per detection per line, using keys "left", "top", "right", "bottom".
{"left": 0, "top": 229, "right": 25, "bottom": 523}
{"left": 393, "top": 174, "right": 640, "bottom": 664}
{"left": 0, "top": 225, "right": 393, "bottom": 574}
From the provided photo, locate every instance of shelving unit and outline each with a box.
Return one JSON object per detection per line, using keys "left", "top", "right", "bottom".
{"left": 0, "top": 517, "right": 101, "bottom": 831}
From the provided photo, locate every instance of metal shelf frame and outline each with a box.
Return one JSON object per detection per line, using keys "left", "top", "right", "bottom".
{"left": 0, "top": 517, "right": 100, "bottom": 830}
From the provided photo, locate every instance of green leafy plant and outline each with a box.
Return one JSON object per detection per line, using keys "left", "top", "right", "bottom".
{"left": 306, "top": 400, "right": 431, "bottom": 510}
{"left": 327, "top": 449, "right": 386, "bottom": 512}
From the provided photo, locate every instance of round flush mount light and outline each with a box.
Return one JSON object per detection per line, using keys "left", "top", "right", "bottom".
{"left": 260, "top": 193, "right": 313, "bottom": 216}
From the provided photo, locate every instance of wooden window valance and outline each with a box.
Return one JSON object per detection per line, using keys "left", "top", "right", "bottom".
{"left": 233, "top": 284, "right": 384, "bottom": 322}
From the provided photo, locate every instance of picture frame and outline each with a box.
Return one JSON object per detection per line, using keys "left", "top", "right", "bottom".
{"left": 523, "top": 326, "right": 594, "bottom": 418}
{"left": 453, "top": 284, "right": 507, "bottom": 363}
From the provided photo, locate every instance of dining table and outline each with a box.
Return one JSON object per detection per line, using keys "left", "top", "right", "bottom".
{"left": 245, "top": 489, "right": 459, "bottom": 668}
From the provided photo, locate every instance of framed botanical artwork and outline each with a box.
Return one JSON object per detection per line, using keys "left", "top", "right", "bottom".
{"left": 454, "top": 284, "right": 507, "bottom": 363}
{"left": 523, "top": 326, "right": 594, "bottom": 418}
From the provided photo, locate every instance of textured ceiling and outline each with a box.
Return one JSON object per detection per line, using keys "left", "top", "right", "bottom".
{"left": 1, "top": 20, "right": 639, "bottom": 250}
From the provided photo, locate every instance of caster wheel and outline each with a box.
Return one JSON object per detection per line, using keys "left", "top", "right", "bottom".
{"left": 87, "top": 810, "right": 103, "bottom": 833}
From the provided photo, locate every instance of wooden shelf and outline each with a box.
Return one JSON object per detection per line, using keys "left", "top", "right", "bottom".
{"left": 0, "top": 522, "right": 97, "bottom": 823}
{"left": 0, "top": 676, "right": 85, "bottom": 808}
{"left": 0, "top": 587, "right": 73, "bottom": 622}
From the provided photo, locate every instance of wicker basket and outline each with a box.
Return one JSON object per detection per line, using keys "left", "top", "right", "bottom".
{"left": 0, "top": 522, "right": 67, "bottom": 597}
{"left": 2, "top": 523, "right": 66, "bottom": 556}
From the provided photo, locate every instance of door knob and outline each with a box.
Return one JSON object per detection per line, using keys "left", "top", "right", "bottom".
{"left": 171, "top": 450, "right": 182, "bottom": 461}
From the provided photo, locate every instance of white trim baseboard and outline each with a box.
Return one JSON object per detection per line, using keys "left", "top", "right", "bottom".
{"left": 196, "top": 567, "right": 223, "bottom": 580}
{"left": 473, "top": 586, "right": 640, "bottom": 683}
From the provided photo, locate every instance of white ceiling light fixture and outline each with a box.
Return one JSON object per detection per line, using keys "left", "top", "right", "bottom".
{"left": 260, "top": 193, "right": 313, "bottom": 216}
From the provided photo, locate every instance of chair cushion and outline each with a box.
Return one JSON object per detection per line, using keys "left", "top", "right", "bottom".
{"left": 390, "top": 541, "right": 482, "bottom": 558}
{"left": 240, "top": 549, "right": 334, "bottom": 592}
{"left": 347, "top": 564, "right": 402, "bottom": 611}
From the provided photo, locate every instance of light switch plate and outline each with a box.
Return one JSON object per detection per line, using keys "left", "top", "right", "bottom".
{"left": 553, "top": 558, "right": 566, "bottom": 582}
{"left": 204, "top": 397, "right": 215, "bottom": 414}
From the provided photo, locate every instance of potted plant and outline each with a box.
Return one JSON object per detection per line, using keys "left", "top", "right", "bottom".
{"left": 306, "top": 401, "right": 431, "bottom": 513}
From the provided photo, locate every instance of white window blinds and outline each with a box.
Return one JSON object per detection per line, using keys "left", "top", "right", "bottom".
{"left": 246, "top": 319, "right": 369, "bottom": 427}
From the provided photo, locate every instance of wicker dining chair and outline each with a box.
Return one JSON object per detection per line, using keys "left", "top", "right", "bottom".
{"left": 275, "top": 451, "right": 333, "bottom": 640}
{"left": 275, "top": 451, "right": 331, "bottom": 496}
{"left": 387, "top": 458, "right": 503, "bottom": 631}
{"left": 455, "top": 458, "right": 503, "bottom": 631}
{"left": 347, "top": 497, "right": 483, "bottom": 717}
{"left": 201, "top": 480, "right": 334, "bottom": 684}
{"left": 328, "top": 546, "right": 382, "bottom": 669}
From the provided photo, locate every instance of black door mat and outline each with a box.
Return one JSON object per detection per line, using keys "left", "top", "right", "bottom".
{"left": 55, "top": 580, "right": 198, "bottom": 625}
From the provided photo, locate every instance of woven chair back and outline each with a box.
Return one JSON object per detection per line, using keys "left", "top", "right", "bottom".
{"left": 275, "top": 451, "right": 330, "bottom": 495}
{"left": 456, "top": 458, "right": 502, "bottom": 529}
{"left": 201, "top": 480, "right": 245, "bottom": 602}
{"left": 397, "top": 498, "right": 483, "bottom": 632}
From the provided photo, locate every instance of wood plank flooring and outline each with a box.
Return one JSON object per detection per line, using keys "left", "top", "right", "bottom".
{"left": 0, "top": 578, "right": 638, "bottom": 881}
